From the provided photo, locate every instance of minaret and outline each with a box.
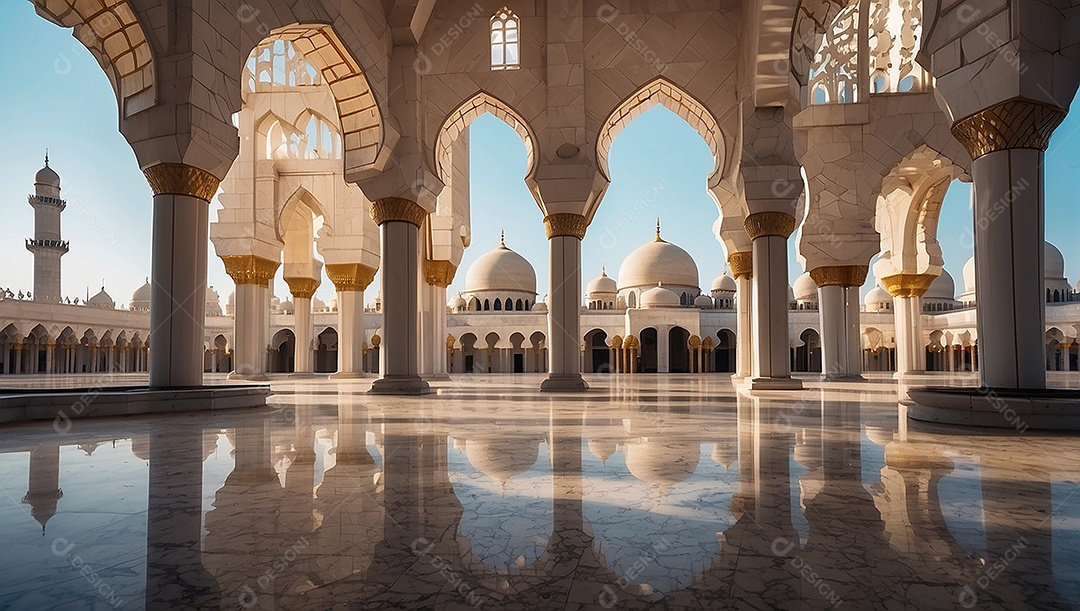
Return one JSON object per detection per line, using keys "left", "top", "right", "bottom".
{"left": 23, "top": 443, "right": 63, "bottom": 535}
{"left": 26, "top": 153, "right": 68, "bottom": 303}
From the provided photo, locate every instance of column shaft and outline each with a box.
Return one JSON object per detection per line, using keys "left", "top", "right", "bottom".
{"left": 542, "top": 232, "right": 588, "bottom": 391}
{"left": 370, "top": 219, "right": 429, "bottom": 394}
{"left": 293, "top": 297, "right": 312, "bottom": 373}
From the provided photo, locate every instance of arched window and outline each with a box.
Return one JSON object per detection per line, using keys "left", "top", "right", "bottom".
{"left": 504, "top": 298, "right": 513, "bottom": 311}
{"left": 524, "top": 300, "right": 530, "bottom": 310}
{"left": 491, "top": 8, "right": 520, "bottom": 70}
{"left": 473, "top": 298, "right": 481, "bottom": 311}
{"left": 494, "top": 299, "right": 502, "bottom": 311}
{"left": 484, "top": 299, "right": 491, "bottom": 311}
{"left": 515, "top": 299, "right": 523, "bottom": 311}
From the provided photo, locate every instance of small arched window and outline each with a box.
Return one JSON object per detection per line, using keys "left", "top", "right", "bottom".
{"left": 484, "top": 299, "right": 491, "bottom": 311}
{"left": 494, "top": 299, "right": 502, "bottom": 311}
{"left": 524, "top": 300, "right": 530, "bottom": 310}
{"left": 515, "top": 299, "right": 523, "bottom": 311}
{"left": 504, "top": 298, "right": 513, "bottom": 311}
{"left": 491, "top": 8, "right": 520, "bottom": 70}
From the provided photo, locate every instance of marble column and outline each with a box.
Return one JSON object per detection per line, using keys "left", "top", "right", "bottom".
{"left": 657, "top": 325, "right": 670, "bottom": 374}
{"left": 326, "top": 263, "right": 376, "bottom": 378}
{"left": 370, "top": 198, "right": 430, "bottom": 394}
{"left": 812, "top": 265, "right": 867, "bottom": 380}
{"left": 221, "top": 255, "right": 278, "bottom": 379}
{"left": 143, "top": 164, "right": 219, "bottom": 388}
{"left": 45, "top": 343, "right": 54, "bottom": 375}
{"left": 745, "top": 212, "right": 802, "bottom": 390}
{"left": 284, "top": 277, "right": 318, "bottom": 374}
{"left": 951, "top": 98, "right": 1067, "bottom": 389}
{"left": 729, "top": 252, "right": 754, "bottom": 379}
{"left": 882, "top": 274, "right": 934, "bottom": 377}
{"left": 541, "top": 213, "right": 589, "bottom": 392}
{"left": 423, "top": 259, "right": 456, "bottom": 380}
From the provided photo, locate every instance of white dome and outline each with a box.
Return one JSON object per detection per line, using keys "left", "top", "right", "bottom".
{"left": 711, "top": 273, "right": 736, "bottom": 293}
{"left": 617, "top": 232, "right": 699, "bottom": 290}
{"left": 793, "top": 272, "right": 818, "bottom": 302}
{"left": 640, "top": 284, "right": 680, "bottom": 308}
{"left": 449, "top": 294, "right": 467, "bottom": 309}
{"left": 279, "top": 298, "right": 295, "bottom": 314}
{"left": 35, "top": 160, "right": 60, "bottom": 188}
{"left": 87, "top": 287, "right": 115, "bottom": 309}
{"left": 1046, "top": 241, "right": 1066, "bottom": 279}
{"left": 464, "top": 238, "right": 537, "bottom": 295}
{"left": 465, "top": 437, "right": 539, "bottom": 486}
{"left": 864, "top": 286, "right": 893, "bottom": 308}
{"left": 962, "top": 256, "right": 976, "bottom": 294}
{"left": 694, "top": 294, "right": 714, "bottom": 308}
{"left": 311, "top": 296, "right": 327, "bottom": 311}
{"left": 586, "top": 268, "right": 617, "bottom": 295}
{"left": 624, "top": 440, "right": 700, "bottom": 487}
{"left": 925, "top": 270, "right": 955, "bottom": 301}
{"left": 131, "top": 279, "right": 151, "bottom": 310}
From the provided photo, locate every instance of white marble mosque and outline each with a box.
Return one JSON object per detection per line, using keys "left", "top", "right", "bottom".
{"left": 5, "top": 1, "right": 1080, "bottom": 609}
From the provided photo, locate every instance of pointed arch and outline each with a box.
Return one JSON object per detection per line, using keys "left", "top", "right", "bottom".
{"left": 435, "top": 91, "right": 537, "bottom": 184}
{"left": 596, "top": 78, "right": 725, "bottom": 182}
{"left": 32, "top": 0, "right": 156, "bottom": 117}
{"left": 255, "top": 25, "right": 385, "bottom": 176}
{"left": 277, "top": 185, "right": 328, "bottom": 244}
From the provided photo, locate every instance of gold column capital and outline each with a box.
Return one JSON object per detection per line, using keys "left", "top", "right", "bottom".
{"left": 325, "top": 263, "right": 377, "bottom": 292}
{"left": 370, "top": 197, "right": 428, "bottom": 227}
{"left": 728, "top": 252, "right": 753, "bottom": 279}
{"left": 143, "top": 163, "right": 220, "bottom": 201}
{"left": 220, "top": 254, "right": 279, "bottom": 286}
{"left": 809, "top": 265, "right": 868, "bottom": 287}
{"left": 744, "top": 211, "right": 796, "bottom": 240}
{"left": 424, "top": 259, "right": 458, "bottom": 287}
{"left": 951, "top": 97, "right": 1067, "bottom": 160}
{"left": 283, "top": 277, "right": 319, "bottom": 300}
{"left": 881, "top": 273, "right": 937, "bottom": 298}
{"left": 543, "top": 213, "right": 588, "bottom": 239}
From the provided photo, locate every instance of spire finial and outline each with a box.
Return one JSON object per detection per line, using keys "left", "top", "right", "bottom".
{"left": 44, "top": 149, "right": 49, "bottom": 167}
{"left": 500, "top": 229, "right": 505, "bottom": 246}
{"left": 601, "top": 265, "right": 606, "bottom": 276}
{"left": 653, "top": 218, "right": 663, "bottom": 242}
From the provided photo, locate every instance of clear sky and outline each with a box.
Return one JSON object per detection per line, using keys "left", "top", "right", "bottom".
{"left": 0, "top": 2, "right": 1077, "bottom": 310}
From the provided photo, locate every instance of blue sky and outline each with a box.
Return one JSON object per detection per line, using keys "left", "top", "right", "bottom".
{"left": 0, "top": 2, "right": 1076, "bottom": 308}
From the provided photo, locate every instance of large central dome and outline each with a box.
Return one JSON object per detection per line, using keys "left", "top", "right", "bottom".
{"left": 617, "top": 228, "right": 699, "bottom": 290}
{"left": 464, "top": 236, "right": 537, "bottom": 295}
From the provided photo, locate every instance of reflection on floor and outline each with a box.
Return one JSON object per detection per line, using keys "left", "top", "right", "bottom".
{"left": 1, "top": 373, "right": 1079, "bottom": 610}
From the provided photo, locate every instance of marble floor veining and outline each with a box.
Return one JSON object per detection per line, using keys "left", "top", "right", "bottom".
{"left": 1, "top": 373, "right": 1080, "bottom": 610}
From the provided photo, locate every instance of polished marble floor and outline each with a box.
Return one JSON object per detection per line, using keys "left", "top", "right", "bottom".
{"left": 1, "top": 373, "right": 1080, "bottom": 610}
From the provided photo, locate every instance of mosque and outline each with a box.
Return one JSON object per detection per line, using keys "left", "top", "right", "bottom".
{"left": 3, "top": 159, "right": 1077, "bottom": 378}
{"left": 7, "top": 1, "right": 1080, "bottom": 608}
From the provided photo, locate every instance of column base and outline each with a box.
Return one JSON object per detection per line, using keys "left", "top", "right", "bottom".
{"left": 329, "top": 371, "right": 367, "bottom": 379}
{"left": 288, "top": 372, "right": 317, "bottom": 378}
{"left": 907, "top": 386, "right": 1080, "bottom": 431}
{"left": 228, "top": 371, "right": 270, "bottom": 382}
{"left": 745, "top": 377, "right": 803, "bottom": 391}
{"left": 369, "top": 375, "right": 433, "bottom": 395}
{"left": 540, "top": 374, "right": 589, "bottom": 392}
{"left": 820, "top": 374, "right": 866, "bottom": 382}
{"left": 422, "top": 373, "right": 452, "bottom": 381}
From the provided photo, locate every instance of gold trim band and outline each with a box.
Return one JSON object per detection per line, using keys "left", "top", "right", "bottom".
{"left": 881, "top": 273, "right": 937, "bottom": 298}
{"left": 951, "top": 98, "right": 1067, "bottom": 160}
{"left": 424, "top": 259, "right": 458, "bottom": 287}
{"left": 728, "top": 252, "right": 753, "bottom": 279}
{"left": 220, "top": 254, "right": 279, "bottom": 286}
{"left": 143, "top": 163, "right": 220, "bottom": 201}
{"left": 370, "top": 197, "right": 428, "bottom": 227}
{"left": 810, "top": 265, "right": 868, "bottom": 287}
{"left": 543, "top": 213, "right": 588, "bottom": 239}
{"left": 744, "top": 212, "right": 797, "bottom": 240}
{"left": 283, "top": 277, "right": 319, "bottom": 300}
{"left": 326, "top": 263, "right": 377, "bottom": 292}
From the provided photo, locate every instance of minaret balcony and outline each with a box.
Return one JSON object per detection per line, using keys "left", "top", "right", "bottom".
{"left": 27, "top": 194, "right": 66, "bottom": 210}
{"left": 26, "top": 238, "right": 69, "bottom": 253}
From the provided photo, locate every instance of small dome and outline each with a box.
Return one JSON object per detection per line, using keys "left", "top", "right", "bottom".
{"left": 449, "top": 294, "right": 467, "bottom": 309}
{"left": 694, "top": 294, "right": 714, "bottom": 308}
{"left": 1046, "top": 241, "right": 1066, "bottom": 279}
{"left": 962, "top": 256, "right": 976, "bottom": 295}
{"left": 711, "top": 273, "right": 736, "bottom": 293}
{"left": 328, "top": 290, "right": 338, "bottom": 311}
{"left": 925, "top": 270, "right": 955, "bottom": 301}
{"left": 280, "top": 298, "right": 295, "bottom": 315}
{"left": 864, "top": 286, "right": 893, "bottom": 308}
{"left": 793, "top": 272, "right": 818, "bottom": 303}
{"left": 588, "top": 439, "right": 618, "bottom": 464}
{"left": 311, "top": 295, "right": 327, "bottom": 311}
{"left": 35, "top": 156, "right": 60, "bottom": 188}
{"left": 87, "top": 287, "right": 115, "bottom": 309}
{"left": 464, "top": 236, "right": 537, "bottom": 295}
{"left": 624, "top": 440, "right": 700, "bottom": 487}
{"left": 465, "top": 437, "right": 540, "bottom": 486}
{"left": 131, "top": 279, "right": 151, "bottom": 311}
{"left": 586, "top": 268, "right": 617, "bottom": 295}
{"left": 640, "top": 284, "right": 680, "bottom": 308}
{"left": 617, "top": 226, "right": 699, "bottom": 289}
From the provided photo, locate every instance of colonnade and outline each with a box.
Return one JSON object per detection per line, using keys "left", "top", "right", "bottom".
{"left": 1, "top": 341, "right": 148, "bottom": 374}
